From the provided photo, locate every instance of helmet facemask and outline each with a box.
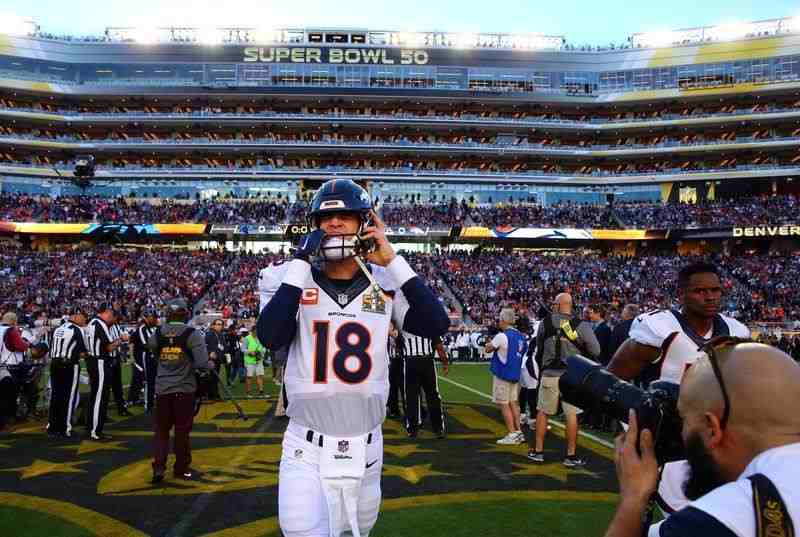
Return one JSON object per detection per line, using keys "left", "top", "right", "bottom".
{"left": 313, "top": 211, "right": 373, "bottom": 262}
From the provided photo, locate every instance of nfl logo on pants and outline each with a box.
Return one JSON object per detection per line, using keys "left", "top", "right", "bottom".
{"left": 338, "top": 440, "right": 349, "bottom": 453}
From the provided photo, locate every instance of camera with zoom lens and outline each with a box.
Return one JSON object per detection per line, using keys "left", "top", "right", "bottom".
{"left": 559, "top": 355, "right": 684, "bottom": 465}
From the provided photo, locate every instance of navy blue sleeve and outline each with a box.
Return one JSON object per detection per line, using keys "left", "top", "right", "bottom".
{"left": 656, "top": 507, "right": 738, "bottom": 537}
{"left": 256, "top": 284, "right": 301, "bottom": 350}
{"left": 400, "top": 276, "right": 450, "bottom": 339}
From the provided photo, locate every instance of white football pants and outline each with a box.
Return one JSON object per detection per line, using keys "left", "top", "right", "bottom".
{"left": 279, "top": 421, "right": 383, "bottom": 537}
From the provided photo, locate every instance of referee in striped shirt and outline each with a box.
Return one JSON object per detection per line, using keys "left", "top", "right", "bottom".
{"left": 401, "top": 330, "right": 449, "bottom": 439}
{"left": 86, "top": 303, "right": 127, "bottom": 440}
{"left": 47, "top": 308, "right": 88, "bottom": 439}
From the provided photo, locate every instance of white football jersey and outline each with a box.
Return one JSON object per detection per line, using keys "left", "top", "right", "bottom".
{"left": 629, "top": 309, "right": 750, "bottom": 384}
{"left": 259, "top": 261, "right": 412, "bottom": 437}
{"left": 629, "top": 309, "right": 751, "bottom": 515}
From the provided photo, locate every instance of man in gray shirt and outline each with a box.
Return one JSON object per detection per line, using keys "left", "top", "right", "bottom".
{"left": 146, "top": 298, "right": 209, "bottom": 483}
{"left": 528, "top": 292, "right": 600, "bottom": 467}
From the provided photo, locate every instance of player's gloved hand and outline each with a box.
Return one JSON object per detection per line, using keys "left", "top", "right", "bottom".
{"left": 292, "top": 229, "right": 326, "bottom": 262}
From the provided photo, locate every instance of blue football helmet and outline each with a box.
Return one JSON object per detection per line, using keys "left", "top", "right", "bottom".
{"left": 307, "top": 179, "right": 373, "bottom": 261}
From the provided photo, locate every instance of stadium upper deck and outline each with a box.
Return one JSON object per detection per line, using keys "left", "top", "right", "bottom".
{"left": 2, "top": 17, "right": 800, "bottom": 203}
{"left": 1, "top": 17, "right": 800, "bottom": 100}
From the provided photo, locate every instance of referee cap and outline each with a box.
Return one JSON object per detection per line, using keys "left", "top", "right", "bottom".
{"left": 97, "top": 302, "right": 116, "bottom": 314}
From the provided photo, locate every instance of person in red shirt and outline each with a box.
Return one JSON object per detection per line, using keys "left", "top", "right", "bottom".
{"left": 0, "top": 311, "right": 31, "bottom": 430}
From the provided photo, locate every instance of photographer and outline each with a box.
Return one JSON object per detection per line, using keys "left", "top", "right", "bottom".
{"left": 530, "top": 293, "right": 600, "bottom": 466}
{"left": 485, "top": 308, "right": 527, "bottom": 445}
{"left": 606, "top": 341, "right": 799, "bottom": 537}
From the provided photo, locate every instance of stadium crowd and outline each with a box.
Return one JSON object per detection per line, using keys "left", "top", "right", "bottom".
{"left": 2, "top": 247, "right": 798, "bottom": 331}
{"left": 1, "top": 94, "right": 798, "bottom": 125}
{"left": 0, "top": 193, "right": 290, "bottom": 225}
{"left": 614, "top": 194, "right": 800, "bottom": 228}
{"left": 0, "top": 247, "right": 235, "bottom": 323}
{"left": 3, "top": 193, "right": 799, "bottom": 230}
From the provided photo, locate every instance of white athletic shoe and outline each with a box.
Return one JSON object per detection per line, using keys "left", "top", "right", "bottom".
{"left": 496, "top": 432, "right": 520, "bottom": 445}
{"left": 513, "top": 430, "right": 525, "bottom": 443}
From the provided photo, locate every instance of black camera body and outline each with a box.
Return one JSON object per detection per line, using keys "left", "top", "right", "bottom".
{"left": 559, "top": 354, "right": 684, "bottom": 465}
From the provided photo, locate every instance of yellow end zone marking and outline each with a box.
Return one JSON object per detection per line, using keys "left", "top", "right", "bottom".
{"left": 0, "top": 492, "right": 147, "bottom": 537}
{"left": 199, "top": 490, "right": 618, "bottom": 537}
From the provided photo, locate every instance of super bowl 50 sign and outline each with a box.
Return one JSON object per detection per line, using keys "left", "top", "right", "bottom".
{"left": 243, "top": 47, "right": 430, "bottom": 65}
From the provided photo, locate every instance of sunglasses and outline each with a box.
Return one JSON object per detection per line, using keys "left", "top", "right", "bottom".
{"left": 698, "top": 336, "right": 754, "bottom": 430}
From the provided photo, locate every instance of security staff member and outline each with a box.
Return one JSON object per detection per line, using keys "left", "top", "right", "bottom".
{"left": 147, "top": 298, "right": 209, "bottom": 483}
{"left": 108, "top": 320, "right": 131, "bottom": 417}
{"left": 401, "top": 330, "right": 449, "bottom": 438}
{"left": 129, "top": 309, "right": 158, "bottom": 411}
{"left": 47, "top": 308, "right": 88, "bottom": 438}
{"left": 86, "top": 303, "right": 126, "bottom": 440}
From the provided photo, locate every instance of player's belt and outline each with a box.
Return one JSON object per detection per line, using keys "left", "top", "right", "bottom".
{"left": 288, "top": 422, "right": 374, "bottom": 447}
{"left": 305, "top": 429, "right": 374, "bottom": 447}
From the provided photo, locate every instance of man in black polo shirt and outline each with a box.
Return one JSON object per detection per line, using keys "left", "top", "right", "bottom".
{"left": 400, "top": 330, "right": 449, "bottom": 438}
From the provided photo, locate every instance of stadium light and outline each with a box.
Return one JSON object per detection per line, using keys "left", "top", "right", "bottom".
{"left": 255, "top": 27, "right": 281, "bottom": 44}
{"left": 0, "top": 12, "right": 36, "bottom": 36}
{"left": 197, "top": 26, "right": 222, "bottom": 45}
{"left": 454, "top": 33, "right": 477, "bottom": 49}
{"left": 710, "top": 21, "right": 750, "bottom": 42}
{"left": 398, "top": 32, "right": 425, "bottom": 47}
{"left": 785, "top": 17, "right": 800, "bottom": 34}
{"left": 638, "top": 30, "right": 675, "bottom": 48}
{"left": 132, "top": 26, "right": 160, "bottom": 45}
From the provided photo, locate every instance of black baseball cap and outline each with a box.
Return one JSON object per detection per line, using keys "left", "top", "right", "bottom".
{"left": 97, "top": 302, "right": 116, "bottom": 314}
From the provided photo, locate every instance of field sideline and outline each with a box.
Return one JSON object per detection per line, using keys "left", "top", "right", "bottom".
{"left": 0, "top": 363, "right": 619, "bottom": 536}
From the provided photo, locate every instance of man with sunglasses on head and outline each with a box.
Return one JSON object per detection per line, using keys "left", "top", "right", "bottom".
{"left": 606, "top": 340, "right": 800, "bottom": 537}
{"left": 607, "top": 262, "right": 750, "bottom": 515}
{"left": 256, "top": 179, "right": 450, "bottom": 537}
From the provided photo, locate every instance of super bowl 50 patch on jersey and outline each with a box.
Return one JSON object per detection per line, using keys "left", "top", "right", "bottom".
{"left": 361, "top": 290, "right": 387, "bottom": 314}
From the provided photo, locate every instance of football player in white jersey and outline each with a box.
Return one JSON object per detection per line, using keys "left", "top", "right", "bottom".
{"left": 256, "top": 179, "right": 450, "bottom": 537}
{"left": 607, "top": 261, "right": 750, "bottom": 515}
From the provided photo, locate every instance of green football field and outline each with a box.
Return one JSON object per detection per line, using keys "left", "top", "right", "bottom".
{"left": 1, "top": 362, "right": 619, "bottom": 536}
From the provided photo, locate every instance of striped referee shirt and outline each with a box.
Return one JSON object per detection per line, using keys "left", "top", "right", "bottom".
{"left": 50, "top": 322, "right": 87, "bottom": 363}
{"left": 400, "top": 331, "right": 441, "bottom": 358}
{"left": 86, "top": 317, "right": 114, "bottom": 359}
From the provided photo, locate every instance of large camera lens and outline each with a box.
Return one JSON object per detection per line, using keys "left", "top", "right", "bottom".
{"left": 559, "top": 355, "right": 649, "bottom": 423}
{"left": 559, "top": 355, "right": 685, "bottom": 464}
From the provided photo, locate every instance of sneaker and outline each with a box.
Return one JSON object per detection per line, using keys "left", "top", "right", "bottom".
{"left": 174, "top": 469, "right": 200, "bottom": 480}
{"left": 527, "top": 450, "right": 545, "bottom": 463}
{"left": 89, "top": 432, "right": 112, "bottom": 441}
{"left": 406, "top": 429, "right": 418, "bottom": 438}
{"left": 513, "top": 430, "right": 525, "bottom": 443}
{"left": 496, "top": 432, "right": 519, "bottom": 445}
{"left": 435, "top": 430, "right": 446, "bottom": 440}
{"left": 563, "top": 455, "right": 587, "bottom": 468}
